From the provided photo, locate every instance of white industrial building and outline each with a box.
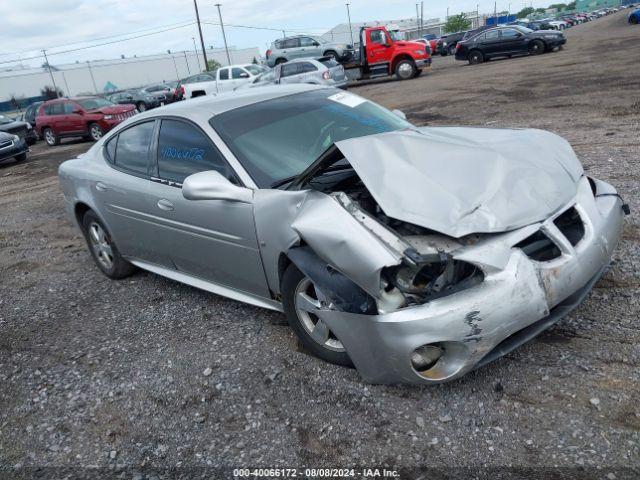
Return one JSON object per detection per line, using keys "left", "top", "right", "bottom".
{"left": 0, "top": 46, "right": 260, "bottom": 102}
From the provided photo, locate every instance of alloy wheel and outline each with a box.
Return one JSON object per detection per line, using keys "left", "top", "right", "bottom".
{"left": 294, "top": 277, "right": 345, "bottom": 352}
{"left": 90, "top": 124, "right": 103, "bottom": 141}
{"left": 88, "top": 222, "right": 114, "bottom": 270}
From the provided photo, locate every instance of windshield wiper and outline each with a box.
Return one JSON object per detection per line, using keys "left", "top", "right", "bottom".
{"left": 270, "top": 174, "right": 301, "bottom": 189}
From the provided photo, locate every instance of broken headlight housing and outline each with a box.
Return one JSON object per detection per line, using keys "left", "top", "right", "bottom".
{"left": 383, "top": 251, "right": 484, "bottom": 305}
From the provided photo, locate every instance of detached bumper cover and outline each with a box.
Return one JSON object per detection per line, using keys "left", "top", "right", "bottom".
{"left": 313, "top": 178, "right": 625, "bottom": 385}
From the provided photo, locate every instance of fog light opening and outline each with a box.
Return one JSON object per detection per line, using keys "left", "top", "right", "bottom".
{"left": 410, "top": 344, "right": 443, "bottom": 373}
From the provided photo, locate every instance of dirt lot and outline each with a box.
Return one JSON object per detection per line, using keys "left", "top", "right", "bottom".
{"left": 1, "top": 10, "right": 639, "bottom": 479}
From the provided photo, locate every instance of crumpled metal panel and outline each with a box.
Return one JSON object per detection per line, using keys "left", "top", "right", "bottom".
{"left": 253, "top": 189, "right": 403, "bottom": 298}
{"left": 335, "top": 127, "right": 584, "bottom": 238}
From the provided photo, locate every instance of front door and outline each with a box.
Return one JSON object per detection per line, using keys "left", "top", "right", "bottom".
{"left": 500, "top": 28, "right": 528, "bottom": 54}
{"left": 366, "top": 29, "right": 390, "bottom": 66}
{"left": 148, "top": 118, "right": 269, "bottom": 297}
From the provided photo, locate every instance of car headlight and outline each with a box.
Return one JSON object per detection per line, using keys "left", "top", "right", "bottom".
{"left": 415, "top": 49, "right": 425, "bottom": 55}
{"left": 443, "top": 41, "right": 448, "bottom": 46}
{"left": 382, "top": 253, "right": 484, "bottom": 305}
{"left": 103, "top": 115, "right": 113, "bottom": 120}
{"left": 26, "top": 123, "right": 32, "bottom": 130}
{"left": 11, "top": 134, "right": 20, "bottom": 142}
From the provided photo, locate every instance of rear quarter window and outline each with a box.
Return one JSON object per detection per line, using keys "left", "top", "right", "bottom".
{"left": 112, "top": 121, "right": 155, "bottom": 175}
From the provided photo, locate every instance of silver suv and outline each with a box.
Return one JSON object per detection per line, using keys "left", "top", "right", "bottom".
{"left": 266, "top": 35, "right": 354, "bottom": 67}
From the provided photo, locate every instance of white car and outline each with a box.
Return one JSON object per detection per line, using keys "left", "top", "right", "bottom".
{"left": 177, "top": 64, "right": 270, "bottom": 99}
{"left": 547, "top": 20, "right": 568, "bottom": 30}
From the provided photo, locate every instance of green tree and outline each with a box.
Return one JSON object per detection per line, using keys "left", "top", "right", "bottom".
{"left": 516, "top": 6, "right": 535, "bottom": 18}
{"left": 549, "top": 3, "right": 568, "bottom": 10}
{"left": 40, "top": 85, "right": 63, "bottom": 100}
{"left": 206, "top": 59, "right": 222, "bottom": 72}
{"left": 535, "top": 7, "right": 546, "bottom": 13}
{"left": 252, "top": 56, "right": 258, "bottom": 64}
{"left": 443, "top": 13, "right": 472, "bottom": 34}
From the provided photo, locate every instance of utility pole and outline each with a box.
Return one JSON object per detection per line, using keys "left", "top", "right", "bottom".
{"left": 183, "top": 51, "right": 191, "bottom": 75}
{"left": 446, "top": 6, "right": 449, "bottom": 20}
{"left": 420, "top": 1, "right": 424, "bottom": 38}
{"left": 86, "top": 60, "right": 98, "bottom": 94}
{"left": 171, "top": 55, "right": 180, "bottom": 80}
{"left": 282, "top": 30, "right": 286, "bottom": 38}
{"left": 494, "top": 1, "right": 498, "bottom": 24}
{"left": 215, "top": 3, "right": 232, "bottom": 66}
{"left": 61, "top": 71, "right": 70, "bottom": 96}
{"left": 477, "top": 4, "right": 480, "bottom": 27}
{"left": 416, "top": 4, "right": 421, "bottom": 36}
{"left": 193, "top": 0, "right": 210, "bottom": 70}
{"left": 42, "top": 49, "right": 59, "bottom": 98}
{"left": 192, "top": 37, "right": 202, "bottom": 71}
{"left": 346, "top": 4, "right": 355, "bottom": 48}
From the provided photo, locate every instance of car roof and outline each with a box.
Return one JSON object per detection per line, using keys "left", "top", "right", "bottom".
{"left": 131, "top": 84, "right": 330, "bottom": 123}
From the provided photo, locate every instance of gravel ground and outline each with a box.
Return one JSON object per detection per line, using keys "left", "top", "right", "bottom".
{"left": 1, "top": 10, "right": 639, "bottom": 480}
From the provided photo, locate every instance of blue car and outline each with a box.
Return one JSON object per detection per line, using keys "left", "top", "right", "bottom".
{"left": 629, "top": 8, "right": 640, "bottom": 24}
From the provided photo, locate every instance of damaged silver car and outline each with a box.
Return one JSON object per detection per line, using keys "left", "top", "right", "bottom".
{"left": 58, "top": 85, "right": 628, "bottom": 384}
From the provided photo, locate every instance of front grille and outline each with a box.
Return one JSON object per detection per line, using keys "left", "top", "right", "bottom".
{"left": 0, "top": 140, "right": 13, "bottom": 149}
{"left": 553, "top": 207, "right": 584, "bottom": 246}
{"left": 515, "top": 231, "right": 561, "bottom": 261}
{"left": 114, "top": 109, "right": 136, "bottom": 121}
{"left": 516, "top": 206, "right": 585, "bottom": 261}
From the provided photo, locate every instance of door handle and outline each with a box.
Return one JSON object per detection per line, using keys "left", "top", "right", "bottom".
{"left": 95, "top": 182, "right": 108, "bottom": 192}
{"left": 157, "top": 199, "right": 174, "bottom": 211}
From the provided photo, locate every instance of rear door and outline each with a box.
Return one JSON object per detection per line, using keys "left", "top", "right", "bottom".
{"left": 94, "top": 120, "right": 167, "bottom": 264}
{"left": 148, "top": 118, "right": 269, "bottom": 296}
{"left": 479, "top": 29, "right": 503, "bottom": 56}
{"left": 279, "top": 63, "right": 301, "bottom": 83}
{"left": 283, "top": 38, "right": 301, "bottom": 59}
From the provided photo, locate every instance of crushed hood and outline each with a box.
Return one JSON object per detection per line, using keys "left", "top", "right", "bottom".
{"left": 334, "top": 127, "right": 584, "bottom": 238}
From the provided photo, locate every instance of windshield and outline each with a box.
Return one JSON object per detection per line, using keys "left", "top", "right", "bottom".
{"left": 210, "top": 89, "right": 412, "bottom": 188}
{"left": 245, "top": 64, "right": 268, "bottom": 75}
{"left": 0, "top": 114, "right": 14, "bottom": 125}
{"left": 515, "top": 25, "right": 534, "bottom": 33}
{"left": 77, "top": 97, "right": 114, "bottom": 110}
{"left": 388, "top": 30, "right": 404, "bottom": 42}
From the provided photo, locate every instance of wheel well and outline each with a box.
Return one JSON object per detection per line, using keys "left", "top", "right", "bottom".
{"left": 391, "top": 54, "right": 415, "bottom": 72}
{"left": 468, "top": 48, "right": 483, "bottom": 58}
{"left": 278, "top": 252, "right": 293, "bottom": 290}
{"left": 275, "top": 57, "right": 287, "bottom": 65}
{"left": 74, "top": 202, "right": 92, "bottom": 227}
{"left": 531, "top": 38, "right": 546, "bottom": 48}
{"left": 323, "top": 49, "right": 338, "bottom": 56}
{"left": 39, "top": 125, "right": 52, "bottom": 135}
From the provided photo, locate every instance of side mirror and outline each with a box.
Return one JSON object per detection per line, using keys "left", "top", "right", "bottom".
{"left": 392, "top": 109, "right": 407, "bottom": 120}
{"left": 182, "top": 170, "right": 252, "bottom": 203}
{"left": 239, "top": 72, "right": 250, "bottom": 78}
{"left": 73, "top": 107, "right": 83, "bottom": 114}
{"left": 313, "top": 41, "right": 320, "bottom": 46}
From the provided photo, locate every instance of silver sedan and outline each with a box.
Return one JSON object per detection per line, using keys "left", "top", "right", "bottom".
{"left": 248, "top": 57, "right": 347, "bottom": 89}
{"left": 58, "top": 85, "right": 627, "bottom": 385}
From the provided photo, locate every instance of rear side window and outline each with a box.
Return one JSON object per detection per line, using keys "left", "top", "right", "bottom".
{"left": 274, "top": 40, "right": 284, "bottom": 49}
{"left": 47, "top": 103, "right": 64, "bottom": 115}
{"left": 297, "top": 62, "right": 317, "bottom": 74}
{"left": 157, "top": 119, "right": 237, "bottom": 184}
{"left": 113, "top": 121, "right": 154, "bottom": 174}
{"left": 283, "top": 38, "right": 300, "bottom": 49}
{"left": 484, "top": 30, "right": 500, "bottom": 40}
{"left": 281, "top": 63, "right": 299, "bottom": 77}
{"left": 219, "top": 68, "right": 229, "bottom": 80}
{"left": 319, "top": 58, "right": 339, "bottom": 68}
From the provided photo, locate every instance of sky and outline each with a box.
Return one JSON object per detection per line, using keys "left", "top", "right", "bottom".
{"left": 0, "top": 0, "right": 553, "bottom": 69}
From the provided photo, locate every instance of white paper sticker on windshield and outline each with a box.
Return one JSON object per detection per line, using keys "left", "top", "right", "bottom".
{"left": 327, "top": 92, "right": 366, "bottom": 108}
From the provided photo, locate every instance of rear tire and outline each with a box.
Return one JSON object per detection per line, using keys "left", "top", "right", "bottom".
{"left": 468, "top": 50, "right": 484, "bottom": 65}
{"left": 529, "top": 39, "right": 545, "bottom": 55}
{"left": 43, "top": 127, "right": 59, "bottom": 146}
{"left": 281, "top": 264, "right": 353, "bottom": 368}
{"left": 394, "top": 59, "right": 416, "bottom": 80}
{"left": 81, "top": 210, "right": 136, "bottom": 279}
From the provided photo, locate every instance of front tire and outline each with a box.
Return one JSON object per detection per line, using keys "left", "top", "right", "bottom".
{"left": 43, "top": 127, "right": 59, "bottom": 146}
{"left": 323, "top": 50, "right": 338, "bottom": 61}
{"left": 394, "top": 59, "right": 416, "bottom": 80}
{"left": 88, "top": 123, "right": 104, "bottom": 142}
{"left": 468, "top": 50, "right": 484, "bottom": 65}
{"left": 81, "top": 211, "right": 136, "bottom": 279}
{"left": 281, "top": 264, "right": 353, "bottom": 367}
{"left": 136, "top": 102, "right": 147, "bottom": 112}
{"left": 529, "top": 39, "right": 545, "bottom": 55}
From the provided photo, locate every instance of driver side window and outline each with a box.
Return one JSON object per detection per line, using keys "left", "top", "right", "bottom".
{"left": 370, "top": 30, "right": 386, "bottom": 44}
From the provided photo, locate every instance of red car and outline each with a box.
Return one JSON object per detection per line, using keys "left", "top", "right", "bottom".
{"left": 35, "top": 97, "right": 137, "bottom": 146}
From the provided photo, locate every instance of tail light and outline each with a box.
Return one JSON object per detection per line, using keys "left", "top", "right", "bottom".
{"left": 266, "top": 49, "right": 272, "bottom": 58}
{"left": 322, "top": 70, "right": 331, "bottom": 80}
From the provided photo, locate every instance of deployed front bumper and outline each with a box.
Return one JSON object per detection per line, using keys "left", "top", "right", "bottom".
{"left": 316, "top": 177, "right": 625, "bottom": 385}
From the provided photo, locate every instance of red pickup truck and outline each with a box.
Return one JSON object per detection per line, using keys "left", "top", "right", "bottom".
{"left": 344, "top": 26, "right": 432, "bottom": 81}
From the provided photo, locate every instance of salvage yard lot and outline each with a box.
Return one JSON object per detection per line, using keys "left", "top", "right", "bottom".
{"left": 1, "top": 10, "right": 638, "bottom": 476}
